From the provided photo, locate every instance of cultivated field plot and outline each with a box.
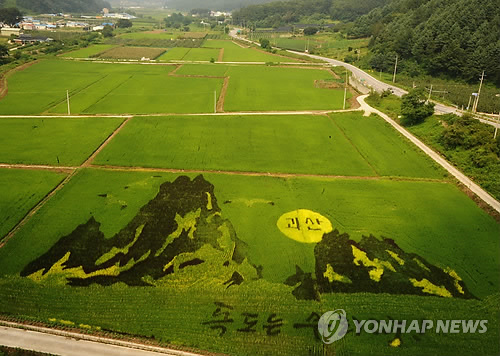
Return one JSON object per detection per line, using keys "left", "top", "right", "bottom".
{"left": 224, "top": 65, "right": 348, "bottom": 111}
{"left": 0, "top": 60, "right": 224, "bottom": 114}
{"left": 97, "top": 46, "right": 166, "bottom": 60}
{"left": 61, "top": 44, "right": 116, "bottom": 58}
{"left": 0, "top": 169, "right": 66, "bottom": 238}
{"left": 329, "top": 113, "right": 444, "bottom": 178}
{"left": 93, "top": 113, "right": 442, "bottom": 179}
{"left": 175, "top": 63, "right": 229, "bottom": 76}
{"left": 158, "top": 47, "right": 221, "bottom": 61}
{"left": 202, "top": 39, "right": 300, "bottom": 62}
{"left": 0, "top": 168, "right": 497, "bottom": 355}
{"left": 0, "top": 118, "right": 124, "bottom": 166}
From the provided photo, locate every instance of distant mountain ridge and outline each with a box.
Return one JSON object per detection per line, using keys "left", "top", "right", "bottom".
{"left": 1, "top": 0, "right": 111, "bottom": 14}
{"left": 232, "top": 0, "right": 390, "bottom": 27}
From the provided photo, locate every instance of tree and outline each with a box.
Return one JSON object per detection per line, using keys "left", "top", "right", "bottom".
{"left": 102, "top": 25, "right": 114, "bottom": 38}
{"left": 0, "top": 44, "right": 8, "bottom": 57}
{"left": 400, "top": 88, "right": 435, "bottom": 126}
{"left": 303, "top": 27, "right": 319, "bottom": 36}
{"left": 259, "top": 38, "right": 270, "bottom": 49}
{"left": 117, "top": 19, "right": 133, "bottom": 28}
{"left": 0, "top": 7, "right": 23, "bottom": 27}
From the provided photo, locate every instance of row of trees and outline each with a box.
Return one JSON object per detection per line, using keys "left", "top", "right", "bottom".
{"left": 232, "top": 0, "right": 389, "bottom": 28}
{"left": 349, "top": 0, "right": 500, "bottom": 85}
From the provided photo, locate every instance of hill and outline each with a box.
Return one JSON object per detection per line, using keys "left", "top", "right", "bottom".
{"left": 232, "top": 0, "right": 389, "bottom": 27}
{"left": 349, "top": 0, "right": 500, "bottom": 85}
{"left": 165, "top": 0, "right": 286, "bottom": 12}
{"left": 0, "top": 0, "right": 111, "bottom": 13}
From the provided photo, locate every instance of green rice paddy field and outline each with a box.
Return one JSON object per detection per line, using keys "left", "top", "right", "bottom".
{"left": 0, "top": 61, "right": 344, "bottom": 114}
{"left": 0, "top": 40, "right": 498, "bottom": 355}
{"left": 0, "top": 168, "right": 498, "bottom": 355}
{"left": 93, "top": 112, "right": 443, "bottom": 179}
{"left": 61, "top": 44, "right": 116, "bottom": 58}
{"left": 0, "top": 169, "right": 66, "bottom": 238}
{"left": 0, "top": 118, "right": 124, "bottom": 165}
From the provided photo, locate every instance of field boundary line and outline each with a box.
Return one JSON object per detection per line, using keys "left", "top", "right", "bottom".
{"left": 218, "top": 48, "right": 224, "bottom": 62}
{"left": 0, "top": 60, "right": 40, "bottom": 100}
{"left": 231, "top": 40, "right": 249, "bottom": 48}
{"left": 0, "top": 117, "right": 132, "bottom": 245}
{"left": 90, "top": 164, "right": 448, "bottom": 183}
{"left": 216, "top": 76, "right": 230, "bottom": 112}
{"left": 327, "top": 115, "right": 379, "bottom": 176}
{"left": 169, "top": 64, "right": 183, "bottom": 75}
{"left": 0, "top": 163, "right": 75, "bottom": 172}
{"left": 82, "top": 117, "right": 132, "bottom": 167}
{"left": 357, "top": 94, "right": 500, "bottom": 213}
{"left": 0, "top": 321, "right": 209, "bottom": 356}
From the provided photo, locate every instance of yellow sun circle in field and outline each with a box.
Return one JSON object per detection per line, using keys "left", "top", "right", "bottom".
{"left": 277, "top": 209, "right": 333, "bottom": 243}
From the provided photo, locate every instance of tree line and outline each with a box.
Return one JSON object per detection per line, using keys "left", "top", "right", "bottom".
{"left": 349, "top": 0, "right": 500, "bottom": 85}
{"left": 0, "top": 0, "right": 111, "bottom": 14}
{"left": 232, "top": 0, "right": 389, "bottom": 28}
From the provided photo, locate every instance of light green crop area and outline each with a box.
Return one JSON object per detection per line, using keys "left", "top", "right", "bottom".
{"left": 224, "top": 65, "right": 348, "bottom": 111}
{"left": 61, "top": 44, "right": 116, "bottom": 58}
{"left": 0, "top": 118, "right": 124, "bottom": 165}
{"left": 93, "top": 114, "right": 375, "bottom": 176}
{"left": 0, "top": 169, "right": 66, "bottom": 239}
{"left": 0, "top": 60, "right": 223, "bottom": 114}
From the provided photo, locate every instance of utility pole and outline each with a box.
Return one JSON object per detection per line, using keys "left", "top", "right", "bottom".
{"left": 392, "top": 54, "right": 398, "bottom": 83}
{"left": 428, "top": 84, "right": 433, "bottom": 101}
{"left": 472, "top": 71, "right": 485, "bottom": 113}
{"left": 214, "top": 90, "right": 217, "bottom": 113}
{"left": 66, "top": 90, "right": 71, "bottom": 115}
{"left": 467, "top": 95, "right": 472, "bottom": 111}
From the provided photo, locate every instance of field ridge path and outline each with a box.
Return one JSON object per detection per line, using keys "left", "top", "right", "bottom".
{"left": 0, "top": 170, "right": 76, "bottom": 248}
{"left": 82, "top": 117, "right": 132, "bottom": 167}
{"left": 0, "top": 116, "right": 132, "bottom": 245}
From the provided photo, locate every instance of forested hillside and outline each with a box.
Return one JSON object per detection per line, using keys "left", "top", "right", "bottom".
{"left": 232, "top": 0, "right": 389, "bottom": 27}
{"left": 349, "top": 0, "right": 500, "bottom": 85}
{"left": 166, "top": 0, "right": 284, "bottom": 12}
{"left": 0, "top": 0, "right": 111, "bottom": 13}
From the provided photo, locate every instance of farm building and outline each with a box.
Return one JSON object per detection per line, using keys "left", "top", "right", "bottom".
{"left": 13, "top": 34, "right": 53, "bottom": 44}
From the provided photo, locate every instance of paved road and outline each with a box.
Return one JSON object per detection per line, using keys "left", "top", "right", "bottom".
{"left": 230, "top": 29, "right": 499, "bottom": 129}
{"left": 0, "top": 323, "right": 203, "bottom": 356}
